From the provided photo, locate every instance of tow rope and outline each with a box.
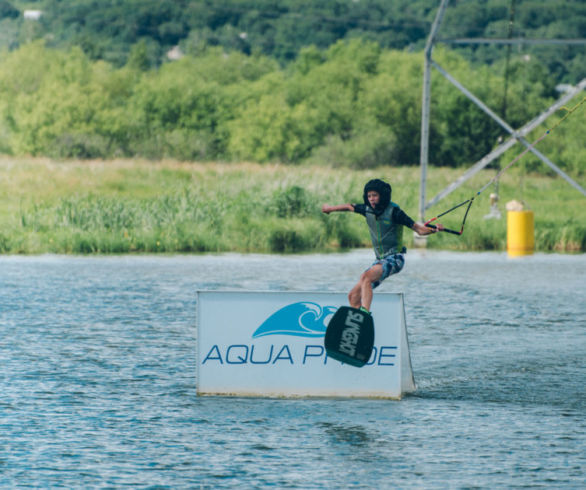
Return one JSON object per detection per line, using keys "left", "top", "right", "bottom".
{"left": 425, "top": 96, "right": 586, "bottom": 235}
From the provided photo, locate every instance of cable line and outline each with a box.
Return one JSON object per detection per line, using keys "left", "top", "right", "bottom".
{"left": 424, "top": 95, "right": 586, "bottom": 236}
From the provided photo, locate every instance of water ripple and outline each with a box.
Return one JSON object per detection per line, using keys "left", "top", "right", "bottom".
{"left": 0, "top": 252, "right": 584, "bottom": 487}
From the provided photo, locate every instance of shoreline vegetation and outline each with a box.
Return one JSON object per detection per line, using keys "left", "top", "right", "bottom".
{"left": 1, "top": 158, "right": 584, "bottom": 255}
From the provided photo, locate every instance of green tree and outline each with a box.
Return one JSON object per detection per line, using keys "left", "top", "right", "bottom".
{"left": 126, "top": 40, "right": 151, "bottom": 71}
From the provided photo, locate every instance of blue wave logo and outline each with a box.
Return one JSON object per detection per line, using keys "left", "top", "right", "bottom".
{"left": 252, "top": 302, "right": 337, "bottom": 338}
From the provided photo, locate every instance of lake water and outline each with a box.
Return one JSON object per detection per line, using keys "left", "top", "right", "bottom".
{"left": 0, "top": 251, "right": 584, "bottom": 488}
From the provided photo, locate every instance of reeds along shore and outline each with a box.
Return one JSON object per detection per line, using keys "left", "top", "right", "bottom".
{"left": 1, "top": 158, "right": 584, "bottom": 254}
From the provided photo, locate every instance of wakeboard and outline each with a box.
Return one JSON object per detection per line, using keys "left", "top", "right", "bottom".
{"left": 324, "top": 306, "right": 374, "bottom": 367}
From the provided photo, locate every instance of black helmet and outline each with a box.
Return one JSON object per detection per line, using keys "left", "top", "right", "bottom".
{"left": 363, "top": 179, "right": 392, "bottom": 215}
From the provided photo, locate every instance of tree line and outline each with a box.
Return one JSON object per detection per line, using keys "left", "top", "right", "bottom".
{"left": 1, "top": 0, "right": 584, "bottom": 83}
{"left": 0, "top": 39, "right": 583, "bottom": 176}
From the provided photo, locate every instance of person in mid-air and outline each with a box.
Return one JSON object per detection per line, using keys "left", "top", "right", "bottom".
{"left": 322, "top": 178, "right": 443, "bottom": 314}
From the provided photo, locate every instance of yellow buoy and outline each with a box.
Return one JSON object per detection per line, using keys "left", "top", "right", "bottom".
{"left": 507, "top": 210, "right": 534, "bottom": 257}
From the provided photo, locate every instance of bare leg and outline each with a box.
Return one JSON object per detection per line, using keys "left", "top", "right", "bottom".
{"left": 348, "top": 283, "right": 362, "bottom": 309}
{"left": 359, "top": 264, "right": 383, "bottom": 311}
{"left": 347, "top": 264, "right": 383, "bottom": 311}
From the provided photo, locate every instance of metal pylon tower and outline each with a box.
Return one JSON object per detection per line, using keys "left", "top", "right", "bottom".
{"left": 418, "top": 0, "right": 586, "bottom": 225}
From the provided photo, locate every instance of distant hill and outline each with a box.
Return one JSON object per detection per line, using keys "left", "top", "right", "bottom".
{"left": 1, "top": 0, "right": 584, "bottom": 83}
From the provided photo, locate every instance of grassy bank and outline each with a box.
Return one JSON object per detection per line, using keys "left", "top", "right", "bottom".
{"left": 1, "top": 157, "right": 584, "bottom": 254}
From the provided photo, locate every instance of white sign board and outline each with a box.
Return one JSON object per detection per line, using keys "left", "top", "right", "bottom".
{"left": 196, "top": 291, "right": 415, "bottom": 399}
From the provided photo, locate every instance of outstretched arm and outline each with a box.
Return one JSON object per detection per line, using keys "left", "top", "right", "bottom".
{"left": 322, "top": 203, "right": 355, "bottom": 214}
